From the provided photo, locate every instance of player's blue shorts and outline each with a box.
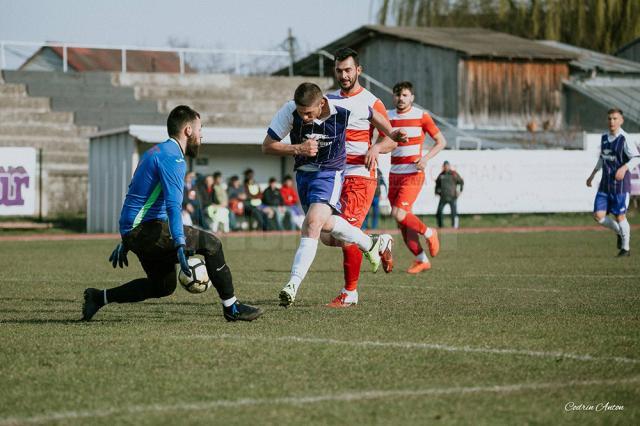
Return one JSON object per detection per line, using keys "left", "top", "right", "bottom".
{"left": 295, "top": 169, "right": 343, "bottom": 213}
{"left": 593, "top": 191, "right": 630, "bottom": 215}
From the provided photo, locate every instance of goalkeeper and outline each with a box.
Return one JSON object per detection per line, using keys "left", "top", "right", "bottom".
{"left": 81, "top": 106, "right": 263, "bottom": 322}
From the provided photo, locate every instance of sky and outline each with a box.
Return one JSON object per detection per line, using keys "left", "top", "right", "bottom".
{"left": 0, "top": 0, "right": 378, "bottom": 68}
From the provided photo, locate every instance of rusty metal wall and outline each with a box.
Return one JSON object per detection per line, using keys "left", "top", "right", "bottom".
{"left": 458, "top": 60, "right": 568, "bottom": 130}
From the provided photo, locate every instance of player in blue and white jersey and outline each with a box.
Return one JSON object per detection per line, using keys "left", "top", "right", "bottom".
{"left": 587, "top": 108, "right": 640, "bottom": 256}
{"left": 263, "top": 82, "right": 406, "bottom": 306}
{"left": 82, "top": 106, "right": 263, "bottom": 321}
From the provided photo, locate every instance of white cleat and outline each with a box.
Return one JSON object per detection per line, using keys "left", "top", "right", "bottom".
{"left": 279, "top": 282, "right": 297, "bottom": 307}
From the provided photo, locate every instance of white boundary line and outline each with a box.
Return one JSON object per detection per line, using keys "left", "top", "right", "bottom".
{"left": 179, "top": 335, "right": 640, "bottom": 364}
{"left": 1, "top": 377, "right": 637, "bottom": 425}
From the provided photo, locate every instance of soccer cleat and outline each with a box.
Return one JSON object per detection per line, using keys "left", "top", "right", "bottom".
{"left": 363, "top": 234, "right": 382, "bottom": 273}
{"left": 326, "top": 290, "right": 358, "bottom": 308}
{"left": 407, "top": 261, "right": 431, "bottom": 274}
{"left": 82, "top": 288, "right": 103, "bottom": 321}
{"left": 279, "top": 282, "right": 297, "bottom": 307}
{"left": 223, "top": 301, "right": 264, "bottom": 322}
{"left": 426, "top": 228, "right": 440, "bottom": 257}
{"left": 379, "top": 234, "right": 394, "bottom": 273}
{"left": 616, "top": 249, "right": 630, "bottom": 257}
{"left": 617, "top": 234, "right": 623, "bottom": 250}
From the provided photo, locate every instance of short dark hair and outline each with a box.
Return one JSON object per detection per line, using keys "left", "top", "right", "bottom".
{"left": 393, "top": 81, "right": 414, "bottom": 95}
{"left": 608, "top": 108, "right": 624, "bottom": 117}
{"left": 269, "top": 177, "right": 277, "bottom": 184}
{"left": 334, "top": 47, "right": 359, "bottom": 66}
{"left": 294, "top": 83, "right": 323, "bottom": 107}
{"left": 213, "top": 171, "right": 222, "bottom": 179}
{"left": 283, "top": 174, "right": 293, "bottom": 181}
{"left": 167, "top": 105, "right": 200, "bottom": 138}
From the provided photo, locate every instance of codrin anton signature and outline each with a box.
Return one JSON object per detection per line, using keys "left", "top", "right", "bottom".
{"left": 565, "top": 401, "right": 624, "bottom": 412}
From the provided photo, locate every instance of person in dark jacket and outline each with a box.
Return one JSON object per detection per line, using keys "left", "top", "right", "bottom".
{"left": 435, "top": 161, "right": 464, "bottom": 228}
{"left": 262, "top": 177, "right": 286, "bottom": 230}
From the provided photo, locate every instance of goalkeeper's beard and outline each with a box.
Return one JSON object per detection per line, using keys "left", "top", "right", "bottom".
{"left": 185, "top": 134, "right": 200, "bottom": 158}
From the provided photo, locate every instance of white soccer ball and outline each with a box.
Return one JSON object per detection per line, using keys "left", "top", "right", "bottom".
{"left": 178, "top": 257, "right": 212, "bottom": 294}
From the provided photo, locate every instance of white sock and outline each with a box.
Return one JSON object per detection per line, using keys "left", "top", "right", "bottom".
{"left": 619, "top": 219, "right": 631, "bottom": 251}
{"left": 341, "top": 287, "right": 357, "bottom": 297}
{"left": 416, "top": 251, "right": 429, "bottom": 263}
{"left": 330, "top": 215, "right": 372, "bottom": 252}
{"left": 289, "top": 237, "right": 318, "bottom": 293}
{"left": 222, "top": 296, "right": 237, "bottom": 307}
{"left": 103, "top": 289, "right": 108, "bottom": 305}
{"left": 598, "top": 216, "right": 621, "bottom": 234}
{"left": 424, "top": 227, "right": 434, "bottom": 238}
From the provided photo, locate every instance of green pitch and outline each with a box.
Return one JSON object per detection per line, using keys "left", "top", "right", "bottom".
{"left": 0, "top": 230, "right": 638, "bottom": 425}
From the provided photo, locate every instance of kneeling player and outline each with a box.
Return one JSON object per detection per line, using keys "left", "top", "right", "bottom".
{"left": 82, "top": 106, "right": 263, "bottom": 322}
{"left": 388, "top": 82, "right": 447, "bottom": 273}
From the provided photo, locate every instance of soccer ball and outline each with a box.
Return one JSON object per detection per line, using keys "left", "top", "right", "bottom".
{"left": 178, "top": 257, "right": 212, "bottom": 294}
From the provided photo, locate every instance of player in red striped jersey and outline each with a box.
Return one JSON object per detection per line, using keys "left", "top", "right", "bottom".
{"left": 388, "top": 81, "right": 447, "bottom": 274}
{"left": 324, "top": 48, "right": 398, "bottom": 308}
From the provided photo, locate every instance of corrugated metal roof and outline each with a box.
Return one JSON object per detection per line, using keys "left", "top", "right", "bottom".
{"left": 23, "top": 46, "right": 190, "bottom": 73}
{"left": 616, "top": 37, "right": 640, "bottom": 56}
{"left": 363, "top": 26, "right": 576, "bottom": 60}
{"left": 564, "top": 78, "right": 640, "bottom": 124}
{"left": 277, "top": 25, "right": 575, "bottom": 76}
{"left": 539, "top": 41, "right": 640, "bottom": 74}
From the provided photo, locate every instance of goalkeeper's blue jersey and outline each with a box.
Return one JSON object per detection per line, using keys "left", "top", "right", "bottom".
{"left": 118, "top": 138, "right": 186, "bottom": 246}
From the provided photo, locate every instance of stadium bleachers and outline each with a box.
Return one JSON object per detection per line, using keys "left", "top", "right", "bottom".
{"left": 114, "top": 73, "right": 333, "bottom": 127}
{"left": 0, "top": 70, "right": 333, "bottom": 217}
{"left": 0, "top": 79, "right": 94, "bottom": 215}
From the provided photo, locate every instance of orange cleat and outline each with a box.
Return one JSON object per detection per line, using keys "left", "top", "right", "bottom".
{"left": 407, "top": 261, "right": 431, "bottom": 274}
{"left": 380, "top": 235, "right": 394, "bottom": 273}
{"left": 326, "top": 291, "right": 358, "bottom": 308}
{"left": 426, "top": 228, "right": 440, "bottom": 257}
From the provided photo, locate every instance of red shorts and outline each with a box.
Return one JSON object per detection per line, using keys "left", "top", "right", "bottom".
{"left": 339, "top": 176, "right": 377, "bottom": 228}
{"left": 388, "top": 172, "right": 425, "bottom": 210}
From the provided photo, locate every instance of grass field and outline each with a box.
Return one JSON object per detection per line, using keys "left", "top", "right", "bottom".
{"left": 0, "top": 230, "right": 639, "bottom": 425}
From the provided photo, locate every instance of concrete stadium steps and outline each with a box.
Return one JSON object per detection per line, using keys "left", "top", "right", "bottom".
{"left": 2, "top": 70, "right": 166, "bottom": 130}
{"left": 0, "top": 110, "right": 75, "bottom": 125}
{"left": 0, "top": 123, "right": 96, "bottom": 137}
{"left": 0, "top": 95, "right": 51, "bottom": 112}
{"left": 0, "top": 83, "right": 28, "bottom": 97}
{"left": 0, "top": 78, "right": 92, "bottom": 216}
{"left": 0, "top": 134, "right": 89, "bottom": 156}
{"left": 114, "top": 72, "right": 334, "bottom": 127}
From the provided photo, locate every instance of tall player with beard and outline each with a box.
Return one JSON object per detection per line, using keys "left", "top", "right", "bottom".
{"left": 82, "top": 106, "right": 263, "bottom": 322}
{"left": 324, "top": 48, "right": 399, "bottom": 308}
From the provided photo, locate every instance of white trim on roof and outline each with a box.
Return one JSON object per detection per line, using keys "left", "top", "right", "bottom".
{"left": 90, "top": 125, "right": 290, "bottom": 145}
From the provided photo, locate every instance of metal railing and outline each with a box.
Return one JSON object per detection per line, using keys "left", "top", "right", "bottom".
{"left": 0, "top": 40, "right": 293, "bottom": 75}
{"left": 316, "top": 50, "right": 483, "bottom": 150}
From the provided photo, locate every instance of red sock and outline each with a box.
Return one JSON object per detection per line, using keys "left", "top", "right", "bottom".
{"left": 400, "top": 224, "right": 423, "bottom": 256}
{"left": 400, "top": 213, "right": 427, "bottom": 235}
{"left": 343, "top": 244, "right": 362, "bottom": 291}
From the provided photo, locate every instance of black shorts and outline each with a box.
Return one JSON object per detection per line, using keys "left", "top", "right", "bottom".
{"left": 123, "top": 220, "right": 222, "bottom": 280}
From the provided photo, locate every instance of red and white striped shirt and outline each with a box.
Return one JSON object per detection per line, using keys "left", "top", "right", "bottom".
{"left": 329, "top": 87, "right": 387, "bottom": 179}
{"left": 388, "top": 107, "right": 440, "bottom": 175}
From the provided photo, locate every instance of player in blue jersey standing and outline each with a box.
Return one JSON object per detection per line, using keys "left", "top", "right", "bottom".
{"left": 263, "top": 83, "right": 406, "bottom": 306}
{"left": 82, "top": 105, "right": 263, "bottom": 321}
{"left": 587, "top": 108, "right": 640, "bottom": 257}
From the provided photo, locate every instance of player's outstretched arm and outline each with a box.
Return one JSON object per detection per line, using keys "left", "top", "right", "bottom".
{"left": 262, "top": 134, "right": 318, "bottom": 157}
{"left": 369, "top": 109, "right": 407, "bottom": 143}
